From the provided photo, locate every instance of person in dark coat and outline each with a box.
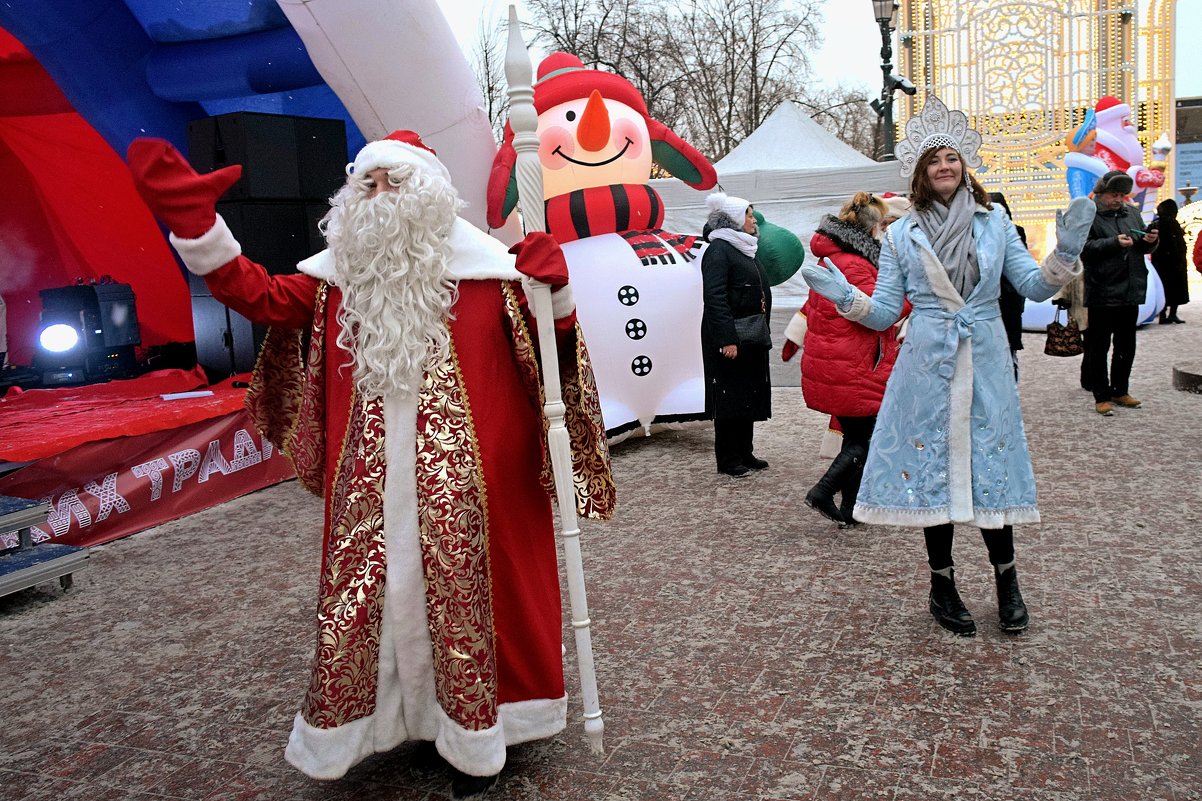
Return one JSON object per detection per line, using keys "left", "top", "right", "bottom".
{"left": 1081, "top": 170, "right": 1153, "bottom": 413}
{"left": 700, "top": 192, "right": 772, "bottom": 478}
{"left": 989, "top": 192, "right": 1029, "bottom": 375}
{"left": 1150, "top": 198, "right": 1189, "bottom": 323}
{"left": 1079, "top": 170, "right": 1159, "bottom": 415}
{"left": 789, "top": 192, "right": 908, "bottom": 525}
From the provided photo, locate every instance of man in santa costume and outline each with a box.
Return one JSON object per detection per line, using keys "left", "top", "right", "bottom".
{"left": 127, "top": 131, "right": 615, "bottom": 799}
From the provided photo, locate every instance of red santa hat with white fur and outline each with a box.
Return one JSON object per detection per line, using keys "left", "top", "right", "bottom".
{"left": 347, "top": 130, "right": 451, "bottom": 183}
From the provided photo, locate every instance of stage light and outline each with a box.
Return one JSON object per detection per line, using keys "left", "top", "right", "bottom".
{"left": 34, "top": 282, "right": 141, "bottom": 386}
{"left": 38, "top": 323, "right": 80, "bottom": 353}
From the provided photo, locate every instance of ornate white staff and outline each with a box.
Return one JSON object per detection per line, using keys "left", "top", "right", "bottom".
{"left": 504, "top": 5, "right": 605, "bottom": 754}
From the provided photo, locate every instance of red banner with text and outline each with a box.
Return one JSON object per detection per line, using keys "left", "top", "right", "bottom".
{"left": 0, "top": 410, "right": 294, "bottom": 548}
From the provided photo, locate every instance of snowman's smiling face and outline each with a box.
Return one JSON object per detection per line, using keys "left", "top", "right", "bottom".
{"left": 537, "top": 90, "right": 653, "bottom": 199}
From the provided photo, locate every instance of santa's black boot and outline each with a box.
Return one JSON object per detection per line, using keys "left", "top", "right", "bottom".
{"left": 929, "top": 569, "right": 976, "bottom": 636}
{"left": 451, "top": 768, "right": 499, "bottom": 800}
{"left": 994, "top": 565, "right": 1030, "bottom": 632}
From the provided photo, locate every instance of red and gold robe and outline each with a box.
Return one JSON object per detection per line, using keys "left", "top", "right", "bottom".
{"left": 174, "top": 216, "right": 615, "bottom": 779}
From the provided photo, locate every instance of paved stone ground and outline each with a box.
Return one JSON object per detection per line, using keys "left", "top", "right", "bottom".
{"left": 2, "top": 314, "right": 1199, "bottom": 801}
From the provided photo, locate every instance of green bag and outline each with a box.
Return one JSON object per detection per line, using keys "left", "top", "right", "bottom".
{"left": 752, "top": 210, "right": 805, "bottom": 287}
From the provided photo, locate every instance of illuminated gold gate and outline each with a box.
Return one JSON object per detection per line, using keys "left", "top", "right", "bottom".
{"left": 897, "top": 1, "right": 1176, "bottom": 255}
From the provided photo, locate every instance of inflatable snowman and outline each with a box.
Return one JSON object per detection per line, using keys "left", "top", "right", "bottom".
{"left": 487, "top": 53, "right": 720, "bottom": 438}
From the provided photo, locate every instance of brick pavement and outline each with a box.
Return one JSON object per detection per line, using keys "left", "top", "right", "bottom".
{"left": 1, "top": 315, "right": 1199, "bottom": 801}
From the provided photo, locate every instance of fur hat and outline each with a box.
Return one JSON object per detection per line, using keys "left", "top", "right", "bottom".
{"left": 706, "top": 192, "right": 750, "bottom": 223}
{"left": 347, "top": 130, "right": 451, "bottom": 184}
{"left": 1093, "top": 170, "right": 1133, "bottom": 195}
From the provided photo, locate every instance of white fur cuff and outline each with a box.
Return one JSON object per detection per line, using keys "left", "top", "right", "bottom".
{"left": 551, "top": 284, "right": 575, "bottom": 319}
{"left": 783, "top": 310, "right": 807, "bottom": 345}
{"left": 837, "top": 288, "right": 873, "bottom": 322}
{"left": 1040, "top": 251, "right": 1083, "bottom": 286}
{"left": 169, "top": 215, "right": 242, "bottom": 276}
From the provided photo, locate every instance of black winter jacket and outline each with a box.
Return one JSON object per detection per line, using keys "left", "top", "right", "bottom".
{"left": 700, "top": 238, "right": 773, "bottom": 421}
{"left": 1080, "top": 202, "right": 1156, "bottom": 308}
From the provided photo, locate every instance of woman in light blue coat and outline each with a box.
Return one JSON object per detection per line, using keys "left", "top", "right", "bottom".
{"left": 803, "top": 96, "right": 1096, "bottom": 637}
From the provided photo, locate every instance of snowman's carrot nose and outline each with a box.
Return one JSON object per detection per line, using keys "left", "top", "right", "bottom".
{"left": 576, "top": 90, "right": 611, "bottom": 152}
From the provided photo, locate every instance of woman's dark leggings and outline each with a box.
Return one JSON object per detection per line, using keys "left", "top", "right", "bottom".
{"left": 835, "top": 415, "right": 875, "bottom": 453}
{"left": 923, "top": 524, "right": 1015, "bottom": 571}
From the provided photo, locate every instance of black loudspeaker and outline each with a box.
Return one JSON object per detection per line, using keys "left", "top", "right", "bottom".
{"left": 295, "top": 117, "right": 349, "bottom": 201}
{"left": 191, "top": 295, "right": 262, "bottom": 380}
{"left": 218, "top": 203, "right": 313, "bottom": 276}
{"left": 185, "top": 112, "right": 345, "bottom": 379}
{"left": 187, "top": 112, "right": 347, "bottom": 201}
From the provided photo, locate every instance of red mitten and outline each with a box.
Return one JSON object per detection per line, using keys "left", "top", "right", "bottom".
{"left": 127, "top": 138, "right": 242, "bottom": 238}
{"left": 781, "top": 340, "right": 799, "bottom": 362}
{"left": 509, "top": 232, "right": 569, "bottom": 288}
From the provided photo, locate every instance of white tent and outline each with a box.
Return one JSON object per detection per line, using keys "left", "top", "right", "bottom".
{"left": 651, "top": 100, "right": 909, "bottom": 301}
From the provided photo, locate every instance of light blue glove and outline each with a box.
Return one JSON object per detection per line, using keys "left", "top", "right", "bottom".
{"left": 1054, "top": 196, "right": 1097, "bottom": 262}
{"left": 801, "top": 258, "right": 855, "bottom": 312}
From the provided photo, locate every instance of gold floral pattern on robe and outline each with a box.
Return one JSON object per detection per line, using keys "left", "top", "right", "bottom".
{"left": 300, "top": 390, "right": 388, "bottom": 728}
{"left": 246, "top": 282, "right": 328, "bottom": 496}
{"left": 415, "top": 337, "right": 498, "bottom": 730}
{"left": 501, "top": 283, "right": 616, "bottom": 521}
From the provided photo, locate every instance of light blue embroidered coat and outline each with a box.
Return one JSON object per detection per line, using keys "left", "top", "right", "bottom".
{"left": 843, "top": 204, "right": 1079, "bottom": 528}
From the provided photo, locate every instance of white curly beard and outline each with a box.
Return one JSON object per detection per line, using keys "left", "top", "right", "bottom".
{"left": 322, "top": 166, "right": 462, "bottom": 400}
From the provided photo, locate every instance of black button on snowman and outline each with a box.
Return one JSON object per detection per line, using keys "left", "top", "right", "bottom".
{"left": 618, "top": 286, "right": 652, "bottom": 376}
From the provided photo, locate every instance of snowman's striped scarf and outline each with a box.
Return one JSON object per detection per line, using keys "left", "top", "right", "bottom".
{"left": 544, "top": 183, "right": 701, "bottom": 265}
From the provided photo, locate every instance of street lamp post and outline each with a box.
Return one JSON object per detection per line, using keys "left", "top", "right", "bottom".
{"left": 872, "top": 0, "right": 900, "bottom": 160}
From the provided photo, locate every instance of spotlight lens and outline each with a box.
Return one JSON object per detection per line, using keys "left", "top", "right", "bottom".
{"left": 40, "top": 323, "right": 80, "bottom": 353}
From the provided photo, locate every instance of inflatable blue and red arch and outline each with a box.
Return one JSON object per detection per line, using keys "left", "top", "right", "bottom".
{"left": 0, "top": 0, "right": 365, "bottom": 367}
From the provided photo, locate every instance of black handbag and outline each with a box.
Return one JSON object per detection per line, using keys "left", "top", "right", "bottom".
{"left": 1044, "top": 308, "right": 1083, "bottom": 357}
{"left": 734, "top": 314, "right": 772, "bottom": 348}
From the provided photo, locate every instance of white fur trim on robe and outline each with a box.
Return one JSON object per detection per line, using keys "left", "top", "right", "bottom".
{"left": 916, "top": 238, "right": 974, "bottom": 523}
{"left": 298, "top": 218, "right": 524, "bottom": 284}
{"left": 169, "top": 215, "right": 242, "bottom": 276}
{"left": 283, "top": 387, "right": 566, "bottom": 781}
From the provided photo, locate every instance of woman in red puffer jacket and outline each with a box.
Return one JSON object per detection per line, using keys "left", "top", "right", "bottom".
{"left": 783, "top": 192, "right": 909, "bottom": 525}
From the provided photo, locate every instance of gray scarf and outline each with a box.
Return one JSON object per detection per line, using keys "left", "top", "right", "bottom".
{"left": 914, "top": 187, "right": 979, "bottom": 300}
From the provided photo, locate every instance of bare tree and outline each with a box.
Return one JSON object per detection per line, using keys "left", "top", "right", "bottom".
{"left": 470, "top": 14, "right": 509, "bottom": 143}
{"left": 522, "top": 0, "right": 693, "bottom": 138}
{"left": 522, "top": 0, "right": 824, "bottom": 162}
{"left": 674, "top": 0, "right": 821, "bottom": 159}
{"left": 799, "top": 86, "right": 880, "bottom": 159}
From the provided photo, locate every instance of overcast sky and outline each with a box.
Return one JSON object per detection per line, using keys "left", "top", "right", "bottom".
{"left": 438, "top": 0, "right": 1202, "bottom": 99}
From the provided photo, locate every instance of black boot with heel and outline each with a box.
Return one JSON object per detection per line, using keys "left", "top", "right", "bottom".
{"left": 805, "top": 450, "right": 858, "bottom": 524}
{"left": 929, "top": 569, "right": 976, "bottom": 636}
{"left": 836, "top": 444, "right": 867, "bottom": 528}
{"left": 994, "top": 565, "right": 1030, "bottom": 632}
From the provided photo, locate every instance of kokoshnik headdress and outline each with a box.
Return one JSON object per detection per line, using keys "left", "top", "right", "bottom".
{"left": 894, "top": 94, "right": 983, "bottom": 178}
